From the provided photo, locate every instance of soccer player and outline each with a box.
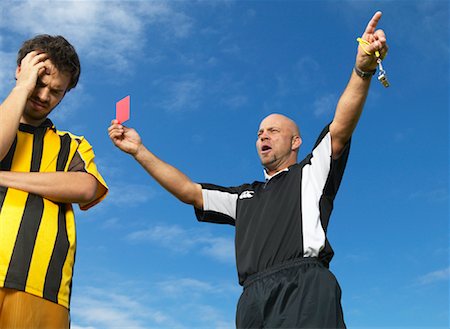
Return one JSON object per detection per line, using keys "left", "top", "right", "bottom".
{"left": 0, "top": 35, "right": 108, "bottom": 328}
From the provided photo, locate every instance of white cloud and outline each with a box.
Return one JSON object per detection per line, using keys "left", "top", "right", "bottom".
{"left": 158, "top": 278, "right": 215, "bottom": 295}
{"left": 262, "top": 100, "right": 283, "bottom": 114}
{"left": 71, "top": 275, "right": 239, "bottom": 329}
{"left": 194, "top": 305, "right": 235, "bottom": 329}
{"left": 126, "top": 224, "right": 235, "bottom": 264}
{"left": 106, "top": 182, "right": 156, "bottom": 206}
{"left": 0, "top": 1, "right": 193, "bottom": 73}
{"left": 92, "top": 156, "right": 128, "bottom": 181}
{"left": 409, "top": 187, "right": 449, "bottom": 203}
{"left": 160, "top": 77, "right": 204, "bottom": 112}
{"left": 294, "top": 56, "right": 322, "bottom": 89}
{"left": 417, "top": 267, "right": 450, "bottom": 285}
{"left": 217, "top": 34, "right": 242, "bottom": 57}
{"left": 200, "top": 236, "right": 235, "bottom": 263}
{"left": 343, "top": 253, "right": 369, "bottom": 263}
{"left": 127, "top": 224, "right": 195, "bottom": 251}
{"left": 224, "top": 94, "right": 248, "bottom": 109}
{"left": 71, "top": 287, "right": 181, "bottom": 329}
{"left": 313, "top": 93, "right": 337, "bottom": 117}
{"left": 156, "top": 277, "right": 240, "bottom": 298}
{"left": 413, "top": 1, "right": 450, "bottom": 56}
{"left": 81, "top": 156, "right": 158, "bottom": 210}
{"left": 100, "top": 217, "right": 121, "bottom": 229}
{"left": 268, "top": 56, "right": 324, "bottom": 99}
{"left": 0, "top": 51, "right": 16, "bottom": 97}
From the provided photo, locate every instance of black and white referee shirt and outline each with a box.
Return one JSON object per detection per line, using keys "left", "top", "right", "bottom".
{"left": 194, "top": 124, "right": 350, "bottom": 285}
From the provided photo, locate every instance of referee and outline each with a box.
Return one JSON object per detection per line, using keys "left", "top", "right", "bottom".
{"left": 109, "top": 12, "right": 388, "bottom": 328}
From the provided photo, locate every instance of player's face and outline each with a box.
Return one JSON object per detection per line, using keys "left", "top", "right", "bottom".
{"left": 21, "top": 59, "right": 70, "bottom": 126}
{"left": 256, "top": 114, "right": 301, "bottom": 174}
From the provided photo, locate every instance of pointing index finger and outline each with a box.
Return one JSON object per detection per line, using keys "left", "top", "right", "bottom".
{"left": 363, "top": 11, "right": 382, "bottom": 37}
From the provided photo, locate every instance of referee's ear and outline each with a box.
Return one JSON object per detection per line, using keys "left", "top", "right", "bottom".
{"left": 291, "top": 135, "right": 302, "bottom": 152}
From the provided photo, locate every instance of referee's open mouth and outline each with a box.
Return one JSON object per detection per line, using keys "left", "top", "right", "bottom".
{"left": 261, "top": 145, "right": 272, "bottom": 154}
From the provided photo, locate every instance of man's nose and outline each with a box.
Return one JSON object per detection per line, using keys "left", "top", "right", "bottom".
{"left": 260, "top": 132, "right": 269, "bottom": 140}
{"left": 35, "top": 88, "right": 50, "bottom": 103}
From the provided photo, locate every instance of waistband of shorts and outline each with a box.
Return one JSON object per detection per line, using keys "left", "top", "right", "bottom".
{"left": 243, "top": 257, "right": 322, "bottom": 289}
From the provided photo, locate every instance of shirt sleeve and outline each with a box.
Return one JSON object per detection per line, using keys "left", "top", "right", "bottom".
{"left": 68, "top": 137, "right": 108, "bottom": 210}
{"left": 321, "top": 124, "right": 351, "bottom": 199}
{"left": 304, "top": 123, "right": 351, "bottom": 200}
{"left": 194, "top": 183, "right": 243, "bottom": 226}
{"left": 299, "top": 124, "right": 351, "bottom": 259}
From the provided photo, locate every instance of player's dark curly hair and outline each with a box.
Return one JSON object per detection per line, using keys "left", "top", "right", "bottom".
{"left": 17, "top": 34, "right": 80, "bottom": 91}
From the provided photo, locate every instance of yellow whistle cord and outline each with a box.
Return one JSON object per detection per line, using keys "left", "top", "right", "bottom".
{"left": 357, "top": 37, "right": 390, "bottom": 88}
{"left": 357, "top": 37, "right": 381, "bottom": 58}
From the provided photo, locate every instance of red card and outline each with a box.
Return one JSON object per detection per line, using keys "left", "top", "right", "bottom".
{"left": 116, "top": 95, "right": 130, "bottom": 124}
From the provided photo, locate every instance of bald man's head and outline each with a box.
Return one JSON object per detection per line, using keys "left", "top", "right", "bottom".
{"left": 256, "top": 113, "right": 302, "bottom": 175}
{"left": 259, "top": 114, "right": 301, "bottom": 138}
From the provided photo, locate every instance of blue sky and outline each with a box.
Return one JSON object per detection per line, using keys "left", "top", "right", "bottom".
{"left": 1, "top": 0, "right": 448, "bottom": 328}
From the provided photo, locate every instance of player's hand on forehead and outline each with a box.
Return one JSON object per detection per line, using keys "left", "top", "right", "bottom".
{"left": 41, "top": 58, "right": 57, "bottom": 76}
{"left": 22, "top": 51, "right": 51, "bottom": 74}
{"left": 21, "top": 50, "right": 48, "bottom": 66}
{"left": 16, "top": 51, "right": 50, "bottom": 95}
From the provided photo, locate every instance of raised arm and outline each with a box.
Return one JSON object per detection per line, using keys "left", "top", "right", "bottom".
{"left": 0, "top": 51, "right": 49, "bottom": 161}
{"left": 329, "top": 11, "right": 388, "bottom": 158}
{"left": 108, "top": 120, "right": 203, "bottom": 209}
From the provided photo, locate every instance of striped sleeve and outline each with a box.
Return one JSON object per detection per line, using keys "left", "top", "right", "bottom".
{"left": 301, "top": 125, "right": 350, "bottom": 258}
{"left": 194, "top": 183, "right": 243, "bottom": 226}
{"left": 72, "top": 137, "right": 108, "bottom": 210}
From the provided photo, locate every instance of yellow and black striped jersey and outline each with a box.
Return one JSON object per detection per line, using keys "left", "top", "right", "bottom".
{"left": 0, "top": 119, "right": 108, "bottom": 309}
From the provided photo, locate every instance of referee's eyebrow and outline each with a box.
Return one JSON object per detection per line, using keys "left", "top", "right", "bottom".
{"left": 258, "top": 127, "right": 274, "bottom": 136}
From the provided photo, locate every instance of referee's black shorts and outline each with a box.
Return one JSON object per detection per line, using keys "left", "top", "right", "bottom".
{"left": 236, "top": 258, "right": 346, "bottom": 329}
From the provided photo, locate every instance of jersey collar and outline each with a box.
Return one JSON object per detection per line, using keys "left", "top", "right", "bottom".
{"left": 264, "top": 167, "right": 289, "bottom": 181}
{"left": 19, "top": 118, "right": 54, "bottom": 133}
